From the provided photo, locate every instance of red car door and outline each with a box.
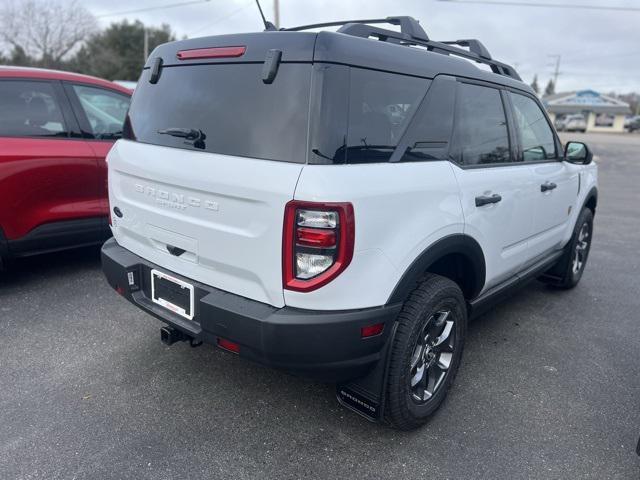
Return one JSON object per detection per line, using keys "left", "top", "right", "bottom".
{"left": 0, "top": 79, "right": 103, "bottom": 252}
{"left": 63, "top": 83, "right": 132, "bottom": 218}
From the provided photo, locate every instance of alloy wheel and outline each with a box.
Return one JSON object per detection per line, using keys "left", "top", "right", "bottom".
{"left": 409, "top": 310, "right": 455, "bottom": 403}
{"left": 572, "top": 222, "right": 590, "bottom": 275}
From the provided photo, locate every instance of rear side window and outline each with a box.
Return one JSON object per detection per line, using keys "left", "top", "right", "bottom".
{"left": 310, "top": 66, "right": 429, "bottom": 164}
{"left": 345, "top": 69, "right": 428, "bottom": 163}
{"left": 509, "top": 92, "right": 556, "bottom": 161}
{"left": 72, "top": 85, "right": 130, "bottom": 140}
{"left": 0, "top": 80, "right": 67, "bottom": 138}
{"left": 126, "top": 64, "right": 311, "bottom": 163}
{"left": 451, "top": 83, "right": 511, "bottom": 166}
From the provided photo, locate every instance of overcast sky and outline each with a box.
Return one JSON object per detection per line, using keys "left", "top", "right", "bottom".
{"left": 84, "top": 0, "right": 640, "bottom": 93}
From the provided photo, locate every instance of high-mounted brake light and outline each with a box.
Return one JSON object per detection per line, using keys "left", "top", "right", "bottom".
{"left": 283, "top": 201, "right": 355, "bottom": 292}
{"left": 176, "top": 46, "right": 246, "bottom": 60}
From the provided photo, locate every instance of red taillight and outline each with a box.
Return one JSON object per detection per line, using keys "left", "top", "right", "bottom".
{"left": 283, "top": 201, "right": 355, "bottom": 292}
{"left": 296, "top": 227, "right": 336, "bottom": 248}
{"left": 176, "top": 46, "right": 246, "bottom": 60}
{"left": 217, "top": 337, "right": 240, "bottom": 354}
{"left": 361, "top": 323, "right": 384, "bottom": 338}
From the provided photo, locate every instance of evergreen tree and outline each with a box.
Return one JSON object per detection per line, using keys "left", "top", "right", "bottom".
{"left": 544, "top": 79, "right": 555, "bottom": 96}
{"left": 69, "top": 20, "right": 175, "bottom": 80}
{"left": 530, "top": 74, "right": 539, "bottom": 94}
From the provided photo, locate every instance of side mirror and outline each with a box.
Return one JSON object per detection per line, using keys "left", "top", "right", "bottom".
{"left": 564, "top": 141, "right": 593, "bottom": 165}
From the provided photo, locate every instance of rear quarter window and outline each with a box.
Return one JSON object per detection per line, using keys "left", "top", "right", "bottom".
{"left": 310, "top": 66, "right": 430, "bottom": 164}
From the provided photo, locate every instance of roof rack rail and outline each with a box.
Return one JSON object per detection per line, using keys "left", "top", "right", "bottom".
{"left": 283, "top": 16, "right": 522, "bottom": 82}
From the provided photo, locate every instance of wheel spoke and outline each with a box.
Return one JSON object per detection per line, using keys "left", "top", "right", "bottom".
{"left": 425, "top": 365, "right": 445, "bottom": 397}
{"left": 433, "top": 320, "right": 454, "bottom": 347}
{"left": 437, "top": 352, "right": 453, "bottom": 370}
{"left": 410, "top": 345, "right": 422, "bottom": 370}
{"left": 410, "top": 364, "right": 425, "bottom": 387}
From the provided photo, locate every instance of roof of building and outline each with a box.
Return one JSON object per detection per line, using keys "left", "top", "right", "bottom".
{"left": 543, "top": 89, "right": 631, "bottom": 115}
{"left": 0, "top": 66, "right": 133, "bottom": 95}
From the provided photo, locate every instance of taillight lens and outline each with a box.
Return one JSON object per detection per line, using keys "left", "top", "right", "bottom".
{"left": 283, "top": 201, "right": 355, "bottom": 292}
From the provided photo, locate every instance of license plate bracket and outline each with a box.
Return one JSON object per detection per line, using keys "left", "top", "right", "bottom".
{"left": 151, "top": 269, "right": 195, "bottom": 320}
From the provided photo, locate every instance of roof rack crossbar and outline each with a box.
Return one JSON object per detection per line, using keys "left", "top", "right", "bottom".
{"left": 284, "top": 16, "right": 429, "bottom": 41}
{"left": 283, "top": 16, "right": 521, "bottom": 82}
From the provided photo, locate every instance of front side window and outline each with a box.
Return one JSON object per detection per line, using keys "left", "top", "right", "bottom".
{"left": 0, "top": 80, "right": 67, "bottom": 138}
{"left": 72, "top": 85, "right": 130, "bottom": 140}
{"left": 452, "top": 83, "right": 511, "bottom": 166}
{"left": 510, "top": 92, "right": 556, "bottom": 161}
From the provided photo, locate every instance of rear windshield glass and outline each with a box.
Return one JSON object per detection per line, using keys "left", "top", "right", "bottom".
{"left": 310, "top": 66, "right": 429, "bottom": 164}
{"left": 125, "top": 63, "right": 311, "bottom": 163}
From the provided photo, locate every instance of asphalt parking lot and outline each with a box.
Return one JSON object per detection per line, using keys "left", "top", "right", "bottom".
{"left": 1, "top": 132, "right": 639, "bottom": 479}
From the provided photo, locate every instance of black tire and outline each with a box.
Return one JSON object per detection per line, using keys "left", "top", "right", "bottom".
{"left": 542, "top": 207, "right": 594, "bottom": 289}
{"left": 384, "top": 274, "right": 467, "bottom": 430}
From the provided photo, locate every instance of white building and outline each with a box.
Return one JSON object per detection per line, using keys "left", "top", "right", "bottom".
{"left": 543, "top": 90, "right": 631, "bottom": 133}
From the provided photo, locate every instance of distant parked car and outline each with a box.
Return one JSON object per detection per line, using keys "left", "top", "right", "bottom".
{"left": 558, "top": 114, "right": 587, "bottom": 133}
{"left": 625, "top": 116, "right": 640, "bottom": 132}
{"left": 0, "top": 66, "right": 132, "bottom": 269}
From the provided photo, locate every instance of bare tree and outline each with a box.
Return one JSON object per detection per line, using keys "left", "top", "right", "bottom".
{"left": 0, "top": 0, "right": 97, "bottom": 67}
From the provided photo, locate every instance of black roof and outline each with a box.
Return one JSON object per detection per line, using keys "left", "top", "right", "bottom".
{"left": 145, "top": 16, "right": 531, "bottom": 94}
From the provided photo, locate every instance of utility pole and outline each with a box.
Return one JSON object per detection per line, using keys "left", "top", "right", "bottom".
{"left": 548, "top": 54, "right": 561, "bottom": 89}
{"left": 143, "top": 28, "right": 149, "bottom": 62}
{"left": 274, "top": 0, "right": 280, "bottom": 28}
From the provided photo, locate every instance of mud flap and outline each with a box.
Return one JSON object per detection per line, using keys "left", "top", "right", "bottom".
{"left": 336, "top": 322, "right": 398, "bottom": 422}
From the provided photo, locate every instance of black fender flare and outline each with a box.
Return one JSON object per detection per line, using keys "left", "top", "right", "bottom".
{"left": 581, "top": 186, "right": 598, "bottom": 215}
{"left": 387, "top": 234, "right": 486, "bottom": 304}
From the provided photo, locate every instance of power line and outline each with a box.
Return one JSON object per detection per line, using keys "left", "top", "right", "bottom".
{"left": 436, "top": 0, "right": 640, "bottom": 12}
{"left": 96, "top": 0, "right": 212, "bottom": 18}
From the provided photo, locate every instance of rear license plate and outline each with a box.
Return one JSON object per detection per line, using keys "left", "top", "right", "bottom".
{"left": 151, "top": 269, "right": 194, "bottom": 320}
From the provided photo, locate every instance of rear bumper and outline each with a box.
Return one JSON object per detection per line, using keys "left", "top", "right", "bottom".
{"left": 101, "top": 238, "right": 401, "bottom": 382}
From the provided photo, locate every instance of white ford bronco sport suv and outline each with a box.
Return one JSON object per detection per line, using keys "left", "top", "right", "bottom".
{"left": 102, "top": 17, "right": 598, "bottom": 430}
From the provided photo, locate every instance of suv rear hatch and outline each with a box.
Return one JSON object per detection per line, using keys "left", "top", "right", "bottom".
{"left": 108, "top": 33, "right": 315, "bottom": 307}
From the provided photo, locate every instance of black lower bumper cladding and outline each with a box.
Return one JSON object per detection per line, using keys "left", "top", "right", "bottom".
{"left": 101, "top": 238, "right": 401, "bottom": 386}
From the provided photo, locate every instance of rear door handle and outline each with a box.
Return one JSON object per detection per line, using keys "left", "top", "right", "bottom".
{"left": 541, "top": 182, "right": 557, "bottom": 192}
{"left": 475, "top": 194, "right": 502, "bottom": 207}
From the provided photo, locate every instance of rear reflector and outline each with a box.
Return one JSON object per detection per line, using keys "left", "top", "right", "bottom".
{"left": 176, "top": 46, "right": 246, "bottom": 60}
{"left": 217, "top": 337, "right": 240, "bottom": 353}
{"left": 361, "top": 323, "right": 384, "bottom": 338}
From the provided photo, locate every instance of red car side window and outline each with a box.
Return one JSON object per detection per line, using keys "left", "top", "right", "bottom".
{"left": 0, "top": 80, "right": 68, "bottom": 138}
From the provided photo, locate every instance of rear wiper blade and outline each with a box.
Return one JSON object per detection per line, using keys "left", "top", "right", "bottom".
{"left": 157, "top": 128, "right": 205, "bottom": 140}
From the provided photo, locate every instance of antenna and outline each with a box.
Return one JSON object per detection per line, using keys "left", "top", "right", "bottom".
{"left": 255, "top": 0, "right": 277, "bottom": 31}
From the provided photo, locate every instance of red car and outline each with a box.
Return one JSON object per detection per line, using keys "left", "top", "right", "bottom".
{"left": 0, "top": 66, "right": 132, "bottom": 268}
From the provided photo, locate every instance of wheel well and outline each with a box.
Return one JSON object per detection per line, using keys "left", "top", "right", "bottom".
{"left": 585, "top": 195, "right": 597, "bottom": 215}
{"left": 423, "top": 253, "right": 478, "bottom": 300}
{"left": 387, "top": 235, "right": 486, "bottom": 304}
